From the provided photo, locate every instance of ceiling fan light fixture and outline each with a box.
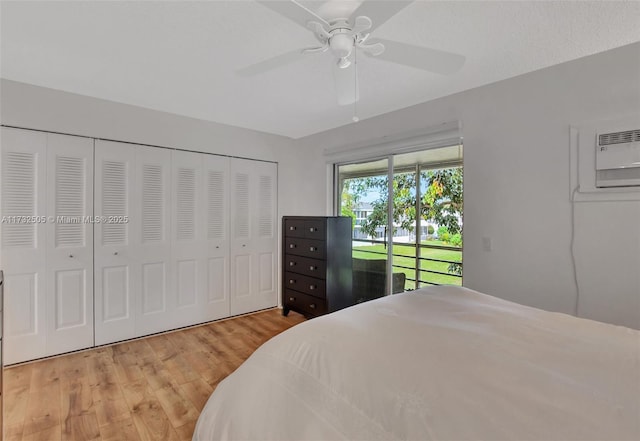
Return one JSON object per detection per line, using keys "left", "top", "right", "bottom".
{"left": 329, "top": 32, "right": 354, "bottom": 58}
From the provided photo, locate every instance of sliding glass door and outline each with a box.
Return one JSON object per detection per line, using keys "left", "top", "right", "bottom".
{"left": 392, "top": 148, "right": 463, "bottom": 289}
{"left": 337, "top": 144, "right": 463, "bottom": 297}
{"left": 338, "top": 158, "right": 390, "bottom": 302}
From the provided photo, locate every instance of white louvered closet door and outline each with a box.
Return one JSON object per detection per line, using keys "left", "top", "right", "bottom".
{"left": 45, "top": 134, "right": 94, "bottom": 356}
{"left": 94, "top": 140, "right": 138, "bottom": 345}
{"left": 229, "top": 158, "right": 277, "bottom": 315}
{"left": 0, "top": 127, "right": 48, "bottom": 364}
{"left": 202, "top": 155, "right": 230, "bottom": 321}
{"left": 135, "top": 146, "right": 172, "bottom": 336}
{"left": 171, "top": 150, "right": 207, "bottom": 328}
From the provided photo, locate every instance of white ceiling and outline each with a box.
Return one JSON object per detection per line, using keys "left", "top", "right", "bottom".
{"left": 2, "top": 1, "right": 639, "bottom": 139}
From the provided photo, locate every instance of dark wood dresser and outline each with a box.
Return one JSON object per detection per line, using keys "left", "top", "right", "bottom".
{"left": 282, "top": 216, "right": 352, "bottom": 318}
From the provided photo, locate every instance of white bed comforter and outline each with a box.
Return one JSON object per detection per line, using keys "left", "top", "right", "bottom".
{"left": 194, "top": 286, "right": 640, "bottom": 440}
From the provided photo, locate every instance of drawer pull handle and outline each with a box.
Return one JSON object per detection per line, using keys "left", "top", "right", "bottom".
{"left": 289, "top": 262, "right": 296, "bottom": 266}
{"left": 289, "top": 297, "right": 295, "bottom": 302}
{"left": 309, "top": 246, "right": 316, "bottom": 251}
{"left": 309, "top": 227, "right": 316, "bottom": 232}
{"left": 290, "top": 226, "right": 296, "bottom": 231}
{"left": 69, "top": 254, "right": 74, "bottom": 258}
{"left": 309, "top": 304, "right": 316, "bottom": 309}
{"left": 309, "top": 266, "right": 316, "bottom": 271}
{"left": 289, "top": 244, "right": 296, "bottom": 248}
{"left": 289, "top": 279, "right": 295, "bottom": 284}
{"left": 309, "top": 285, "right": 315, "bottom": 290}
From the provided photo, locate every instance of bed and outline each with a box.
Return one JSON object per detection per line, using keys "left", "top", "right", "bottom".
{"left": 193, "top": 285, "right": 640, "bottom": 440}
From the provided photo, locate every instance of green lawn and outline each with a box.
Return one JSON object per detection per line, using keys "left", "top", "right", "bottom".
{"left": 353, "top": 240, "right": 462, "bottom": 289}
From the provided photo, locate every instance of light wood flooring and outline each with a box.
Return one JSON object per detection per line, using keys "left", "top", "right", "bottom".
{"left": 3, "top": 309, "right": 305, "bottom": 441}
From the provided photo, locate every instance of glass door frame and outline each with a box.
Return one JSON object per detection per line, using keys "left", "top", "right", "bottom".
{"left": 334, "top": 144, "right": 463, "bottom": 294}
{"left": 385, "top": 154, "right": 394, "bottom": 295}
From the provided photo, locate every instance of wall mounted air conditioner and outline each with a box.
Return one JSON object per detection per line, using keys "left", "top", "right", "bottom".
{"left": 595, "top": 128, "right": 640, "bottom": 188}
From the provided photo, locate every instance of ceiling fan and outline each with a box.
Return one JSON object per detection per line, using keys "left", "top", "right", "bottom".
{"left": 239, "top": 0, "right": 466, "bottom": 106}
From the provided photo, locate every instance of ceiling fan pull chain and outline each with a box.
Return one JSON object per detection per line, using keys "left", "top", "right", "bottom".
{"left": 353, "top": 48, "right": 359, "bottom": 123}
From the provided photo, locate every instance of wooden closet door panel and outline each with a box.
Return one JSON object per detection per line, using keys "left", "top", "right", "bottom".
{"left": 171, "top": 150, "right": 207, "bottom": 328}
{"left": 45, "top": 133, "right": 94, "bottom": 356}
{"left": 0, "top": 127, "right": 48, "bottom": 364}
{"left": 94, "top": 140, "right": 138, "bottom": 345}
{"left": 203, "top": 154, "right": 230, "bottom": 321}
{"left": 229, "top": 158, "right": 277, "bottom": 315}
{"left": 134, "top": 146, "right": 173, "bottom": 336}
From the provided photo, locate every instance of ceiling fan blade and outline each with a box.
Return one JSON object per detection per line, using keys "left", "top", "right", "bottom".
{"left": 333, "top": 63, "right": 359, "bottom": 106}
{"left": 367, "top": 38, "right": 465, "bottom": 75}
{"left": 256, "top": 0, "right": 329, "bottom": 29}
{"left": 350, "top": 0, "right": 414, "bottom": 33}
{"left": 236, "top": 49, "right": 303, "bottom": 76}
{"left": 307, "top": 21, "right": 331, "bottom": 44}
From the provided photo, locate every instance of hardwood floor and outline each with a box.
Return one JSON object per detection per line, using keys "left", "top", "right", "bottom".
{"left": 3, "top": 309, "right": 305, "bottom": 441}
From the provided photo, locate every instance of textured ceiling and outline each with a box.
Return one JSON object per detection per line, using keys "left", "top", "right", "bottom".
{"left": 1, "top": 1, "right": 639, "bottom": 139}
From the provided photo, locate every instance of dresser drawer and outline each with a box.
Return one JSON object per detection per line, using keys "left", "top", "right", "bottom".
{"left": 304, "top": 220, "right": 325, "bottom": 239}
{"left": 284, "top": 219, "right": 306, "bottom": 238}
{"left": 284, "top": 238, "right": 326, "bottom": 259}
{"left": 284, "top": 272, "right": 326, "bottom": 298}
{"left": 284, "top": 289, "right": 327, "bottom": 316}
{"left": 285, "top": 254, "right": 326, "bottom": 278}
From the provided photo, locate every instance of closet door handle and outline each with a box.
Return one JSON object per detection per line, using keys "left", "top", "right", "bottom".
{"left": 309, "top": 303, "right": 316, "bottom": 309}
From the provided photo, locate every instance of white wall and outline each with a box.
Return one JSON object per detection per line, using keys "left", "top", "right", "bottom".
{"left": 295, "top": 42, "right": 640, "bottom": 329}
{"left": 0, "top": 79, "right": 292, "bottom": 160}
